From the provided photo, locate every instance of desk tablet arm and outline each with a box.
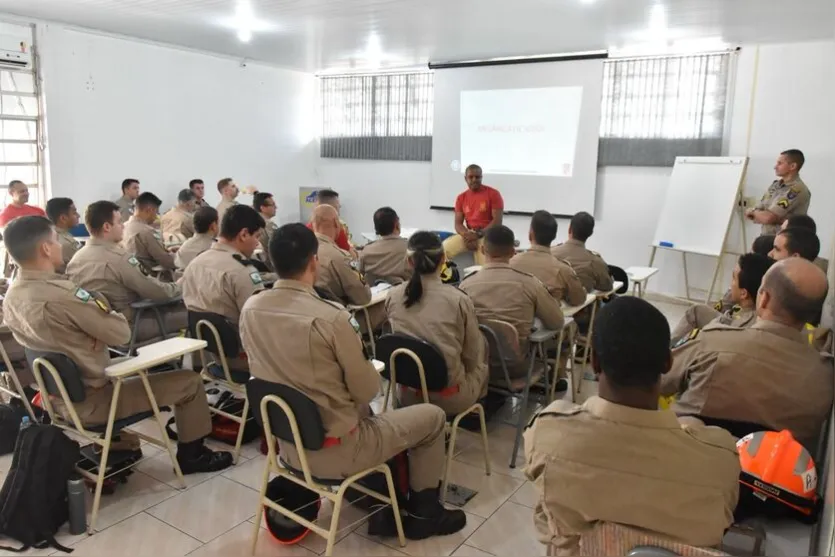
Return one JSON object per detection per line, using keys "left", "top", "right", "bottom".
{"left": 106, "top": 337, "right": 207, "bottom": 378}
{"left": 529, "top": 329, "right": 559, "bottom": 345}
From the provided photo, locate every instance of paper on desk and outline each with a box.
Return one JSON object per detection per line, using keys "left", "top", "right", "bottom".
{"left": 371, "top": 283, "right": 392, "bottom": 296}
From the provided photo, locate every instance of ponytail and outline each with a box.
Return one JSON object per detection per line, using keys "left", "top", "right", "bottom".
{"left": 404, "top": 231, "right": 444, "bottom": 308}
{"left": 404, "top": 272, "right": 424, "bottom": 308}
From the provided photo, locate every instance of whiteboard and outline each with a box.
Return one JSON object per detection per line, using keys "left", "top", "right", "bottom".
{"left": 652, "top": 156, "right": 748, "bottom": 257}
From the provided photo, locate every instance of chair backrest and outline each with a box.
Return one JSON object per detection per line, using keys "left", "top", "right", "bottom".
{"left": 246, "top": 378, "right": 327, "bottom": 451}
{"left": 187, "top": 311, "right": 240, "bottom": 359}
{"left": 376, "top": 333, "right": 449, "bottom": 392}
{"left": 23, "top": 349, "right": 86, "bottom": 403}
{"left": 608, "top": 265, "right": 630, "bottom": 294}
{"left": 478, "top": 318, "right": 525, "bottom": 385}
{"left": 578, "top": 522, "right": 727, "bottom": 556}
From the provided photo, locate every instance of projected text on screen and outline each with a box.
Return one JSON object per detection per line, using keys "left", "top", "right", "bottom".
{"left": 460, "top": 87, "right": 583, "bottom": 177}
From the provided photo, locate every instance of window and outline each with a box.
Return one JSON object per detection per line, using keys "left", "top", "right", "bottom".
{"left": 599, "top": 53, "right": 732, "bottom": 167}
{"left": 320, "top": 72, "right": 433, "bottom": 161}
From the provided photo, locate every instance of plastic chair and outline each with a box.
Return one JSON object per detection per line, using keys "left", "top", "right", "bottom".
{"left": 189, "top": 310, "right": 250, "bottom": 463}
{"left": 376, "top": 333, "right": 490, "bottom": 504}
{"left": 246, "top": 378, "right": 406, "bottom": 557}
{"left": 576, "top": 522, "right": 728, "bottom": 556}
{"left": 25, "top": 348, "right": 184, "bottom": 534}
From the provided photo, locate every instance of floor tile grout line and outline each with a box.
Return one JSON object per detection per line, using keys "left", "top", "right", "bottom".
{"left": 139, "top": 511, "right": 207, "bottom": 548}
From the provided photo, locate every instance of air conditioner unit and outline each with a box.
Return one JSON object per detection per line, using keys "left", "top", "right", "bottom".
{"left": 0, "top": 49, "right": 30, "bottom": 69}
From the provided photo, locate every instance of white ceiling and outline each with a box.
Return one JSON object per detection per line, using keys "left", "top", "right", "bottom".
{"left": 1, "top": 0, "right": 833, "bottom": 72}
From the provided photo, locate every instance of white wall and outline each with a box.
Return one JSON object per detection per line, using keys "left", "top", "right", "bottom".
{"left": 35, "top": 24, "right": 317, "bottom": 224}
{"left": 315, "top": 40, "right": 835, "bottom": 299}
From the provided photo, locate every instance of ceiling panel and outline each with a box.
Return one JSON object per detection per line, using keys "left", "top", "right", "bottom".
{"left": 0, "top": 0, "right": 833, "bottom": 72}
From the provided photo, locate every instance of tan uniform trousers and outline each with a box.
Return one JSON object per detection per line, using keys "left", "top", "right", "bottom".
{"left": 279, "top": 404, "right": 446, "bottom": 492}
{"left": 443, "top": 235, "right": 485, "bottom": 265}
{"left": 134, "top": 307, "right": 189, "bottom": 344}
{"left": 670, "top": 305, "right": 720, "bottom": 342}
{"left": 64, "top": 369, "right": 212, "bottom": 443}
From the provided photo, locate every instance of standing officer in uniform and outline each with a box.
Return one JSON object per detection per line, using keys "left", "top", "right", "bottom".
{"left": 510, "top": 211, "right": 586, "bottom": 306}
{"left": 123, "top": 192, "right": 177, "bottom": 273}
{"left": 442, "top": 164, "right": 504, "bottom": 265}
{"left": 116, "top": 178, "right": 140, "bottom": 223}
{"left": 525, "top": 297, "right": 739, "bottom": 555}
{"left": 45, "top": 197, "right": 82, "bottom": 274}
{"left": 663, "top": 258, "right": 833, "bottom": 449}
{"left": 253, "top": 192, "right": 279, "bottom": 271}
{"left": 2, "top": 216, "right": 232, "bottom": 473}
{"left": 359, "top": 207, "right": 411, "bottom": 285}
{"left": 670, "top": 253, "right": 773, "bottom": 344}
{"left": 551, "top": 212, "right": 613, "bottom": 293}
{"left": 311, "top": 205, "right": 371, "bottom": 306}
{"left": 240, "top": 223, "right": 466, "bottom": 540}
{"left": 460, "top": 226, "right": 564, "bottom": 381}
{"left": 67, "top": 201, "right": 186, "bottom": 344}
{"left": 385, "top": 231, "right": 488, "bottom": 414}
{"left": 160, "top": 189, "right": 197, "bottom": 242}
{"left": 216, "top": 177, "right": 239, "bottom": 223}
{"left": 747, "top": 149, "right": 811, "bottom": 235}
{"left": 175, "top": 207, "right": 218, "bottom": 270}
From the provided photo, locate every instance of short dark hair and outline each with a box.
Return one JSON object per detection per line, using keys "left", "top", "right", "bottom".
{"left": 763, "top": 265, "right": 827, "bottom": 325}
{"left": 253, "top": 192, "right": 274, "bottom": 213}
{"left": 781, "top": 149, "right": 805, "bottom": 170}
{"left": 8, "top": 180, "right": 24, "bottom": 190}
{"left": 220, "top": 204, "right": 265, "bottom": 240}
{"left": 2, "top": 216, "right": 53, "bottom": 264}
{"left": 373, "top": 207, "right": 398, "bottom": 236}
{"left": 779, "top": 227, "right": 820, "bottom": 262}
{"left": 188, "top": 179, "right": 204, "bottom": 190}
{"left": 85, "top": 200, "right": 121, "bottom": 233}
{"left": 217, "top": 177, "right": 234, "bottom": 193}
{"left": 570, "top": 212, "right": 595, "bottom": 242}
{"left": 530, "top": 210, "right": 557, "bottom": 246}
{"left": 45, "top": 197, "right": 75, "bottom": 225}
{"left": 121, "top": 178, "right": 139, "bottom": 193}
{"left": 270, "top": 223, "right": 318, "bottom": 278}
{"left": 135, "top": 192, "right": 162, "bottom": 211}
{"left": 737, "top": 253, "right": 775, "bottom": 299}
{"left": 592, "top": 296, "right": 671, "bottom": 389}
{"left": 785, "top": 214, "right": 816, "bottom": 233}
{"left": 193, "top": 207, "right": 218, "bottom": 234}
{"left": 483, "top": 225, "right": 515, "bottom": 257}
{"left": 177, "top": 189, "right": 196, "bottom": 204}
{"left": 465, "top": 164, "right": 482, "bottom": 174}
{"left": 316, "top": 189, "right": 339, "bottom": 204}
{"left": 752, "top": 234, "right": 776, "bottom": 257}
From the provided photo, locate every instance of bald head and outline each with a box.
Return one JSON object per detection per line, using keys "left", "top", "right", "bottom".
{"left": 311, "top": 204, "right": 340, "bottom": 240}
{"left": 757, "top": 258, "right": 828, "bottom": 327}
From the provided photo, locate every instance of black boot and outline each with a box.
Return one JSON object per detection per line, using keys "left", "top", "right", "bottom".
{"left": 404, "top": 486, "right": 466, "bottom": 540}
{"left": 176, "top": 440, "right": 233, "bottom": 474}
{"left": 367, "top": 504, "right": 400, "bottom": 538}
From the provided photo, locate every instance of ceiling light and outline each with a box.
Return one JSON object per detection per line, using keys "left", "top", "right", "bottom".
{"left": 217, "top": 1, "right": 274, "bottom": 43}
{"left": 237, "top": 28, "right": 252, "bottom": 42}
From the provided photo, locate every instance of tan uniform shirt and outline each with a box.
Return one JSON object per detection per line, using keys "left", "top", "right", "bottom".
{"left": 115, "top": 194, "right": 134, "bottom": 223}
{"left": 550, "top": 239, "right": 613, "bottom": 293}
{"left": 56, "top": 229, "right": 82, "bottom": 274}
{"left": 259, "top": 220, "right": 279, "bottom": 253}
{"left": 755, "top": 176, "right": 811, "bottom": 235}
{"left": 315, "top": 233, "right": 371, "bottom": 306}
{"left": 122, "top": 217, "right": 176, "bottom": 271}
{"left": 663, "top": 319, "right": 834, "bottom": 446}
{"left": 2, "top": 269, "right": 132, "bottom": 388}
{"left": 358, "top": 236, "right": 411, "bottom": 285}
{"left": 175, "top": 233, "right": 214, "bottom": 269}
{"left": 216, "top": 199, "right": 237, "bottom": 223}
{"left": 160, "top": 207, "right": 195, "bottom": 240}
{"left": 524, "top": 397, "right": 739, "bottom": 554}
{"left": 66, "top": 238, "right": 180, "bottom": 323}
{"left": 240, "top": 280, "right": 378, "bottom": 438}
{"left": 671, "top": 305, "right": 757, "bottom": 346}
{"left": 510, "top": 245, "right": 586, "bottom": 306}
{"left": 385, "top": 275, "right": 486, "bottom": 389}
{"left": 194, "top": 198, "right": 209, "bottom": 209}
{"left": 459, "top": 262, "right": 564, "bottom": 353}
{"left": 182, "top": 242, "right": 264, "bottom": 324}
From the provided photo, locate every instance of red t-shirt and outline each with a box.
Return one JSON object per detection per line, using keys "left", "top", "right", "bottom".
{"left": 454, "top": 185, "right": 504, "bottom": 230}
{"left": 306, "top": 221, "right": 351, "bottom": 251}
{"left": 0, "top": 204, "right": 46, "bottom": 227}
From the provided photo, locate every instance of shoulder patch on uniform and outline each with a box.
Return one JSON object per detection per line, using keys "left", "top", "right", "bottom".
{"left": 349, "top": 315, "right": 361, "bottom": 333}
{"left": 349, "top": 259, "right": 359, "bottom": 270}
{"left": 74, "top": 288, "right": 92, "bottom": 302}
{"left": 777, "top": 199, "right": 789, "bottom": 209}
{"left": 250, "top": 271, "right": 263, "bottom": 285}
{"left": 153, "top": 231, "right": 162, "bottom": 240}
{"left": 787, "top": 188, "right": 799, "bottom": 200}
{"left": 128, "top": 256, "right": 140, "bottom": 267}
{"left": 673, "top": 327, "right": 701, "bottom": 348}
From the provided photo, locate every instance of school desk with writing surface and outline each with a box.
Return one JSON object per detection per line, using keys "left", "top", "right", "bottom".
{"left": 347, "top": 283, "right": 392, "bottom": 358}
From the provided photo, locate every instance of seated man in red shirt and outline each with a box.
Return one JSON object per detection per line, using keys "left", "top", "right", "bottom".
{"left": 305, "top": 189, "right": 353, "bottom": 253}
{"left": 443, "top": 164, "right": 504, "bottom": 265}
{"left": 0, "top": 180, "right": 45, "bottom": 227}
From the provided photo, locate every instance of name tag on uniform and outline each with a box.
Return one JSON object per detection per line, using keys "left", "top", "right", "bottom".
{"left": 250, "top": 271, "right": 263, "bottom": 285}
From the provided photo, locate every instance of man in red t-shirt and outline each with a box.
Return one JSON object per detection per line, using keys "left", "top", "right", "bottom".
{"left": 443, "top": 164, "right": 504, "bottom": 264}
{"left": 305, "top": 188, "right": 354, "bottom": 254}
{"left": 0, "top": 180, "right": 45, "bottom": 227}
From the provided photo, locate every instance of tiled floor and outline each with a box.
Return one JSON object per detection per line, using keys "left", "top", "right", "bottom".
{"left": 0, "top": 298, "right": 814, "bottom": 556}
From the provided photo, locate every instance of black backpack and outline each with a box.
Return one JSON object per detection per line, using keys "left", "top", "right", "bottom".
{"left": 0, "top": 404, "right": 26, "bottom": 455}
{"left": 0, "top": 424, "right": 81, "bottom": 553}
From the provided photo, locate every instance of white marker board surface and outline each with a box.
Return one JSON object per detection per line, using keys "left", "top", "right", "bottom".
{"left": 652, "top": 156, "right": 748, "bottom": 257}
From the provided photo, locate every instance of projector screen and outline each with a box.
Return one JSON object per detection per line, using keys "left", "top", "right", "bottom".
{"left": 431, "top": 58, "right": 605, "bottom": 216}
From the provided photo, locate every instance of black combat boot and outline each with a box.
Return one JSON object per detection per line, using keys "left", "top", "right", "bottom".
{"left": 403, "top": 485, "right": 467, "bottom": 540}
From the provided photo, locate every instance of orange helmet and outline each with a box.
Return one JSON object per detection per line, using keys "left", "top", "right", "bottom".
{"left": 737, "top": 430, "right": 820, "bottom": 522}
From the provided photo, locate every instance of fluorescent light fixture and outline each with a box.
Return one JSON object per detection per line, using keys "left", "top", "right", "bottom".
{"left": 218, "top": 1, "right": 274, "bottom": 42}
